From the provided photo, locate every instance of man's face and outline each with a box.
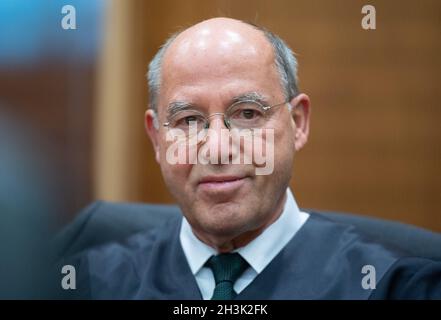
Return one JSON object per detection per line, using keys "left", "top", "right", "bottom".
{"left": 146, "top": 20, "right": 309, "bottom": 247}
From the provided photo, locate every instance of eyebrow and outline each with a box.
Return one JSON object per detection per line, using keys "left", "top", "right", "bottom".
{"left": 231, "top": 92, "right": 270, "bottom": 107}
{"left": 167, "top": 101, "right": 195, "bottom": 116}
{"left": 166, "top": 91, "right": 270, "bottom": 116}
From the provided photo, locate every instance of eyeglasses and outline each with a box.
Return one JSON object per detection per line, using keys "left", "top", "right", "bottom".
{"left": 159, "top": 99, "right": 291, "bottom": 140}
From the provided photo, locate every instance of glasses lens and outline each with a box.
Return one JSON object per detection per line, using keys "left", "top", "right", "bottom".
{"left": 168, "top": 110, "right": 206, "bottom": 135}
{"left": 227, "top": 101, "right": 266, "bottom": 129}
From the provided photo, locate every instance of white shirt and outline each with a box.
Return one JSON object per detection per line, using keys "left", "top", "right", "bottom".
{"left": 179, "top": 188, "right": 310, "bottom": 300}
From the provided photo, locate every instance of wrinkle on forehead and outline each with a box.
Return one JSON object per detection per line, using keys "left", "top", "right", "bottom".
{"left": 163, "top": 18, "right": 272, "bottom": 69}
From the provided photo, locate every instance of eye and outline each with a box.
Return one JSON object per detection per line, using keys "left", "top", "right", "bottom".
{"left": 241, "top": 109, "right": 257, "bottom": 119}
{"left": 229, "top": 102, "right": 264, "bottom": 123}
{"left": 172, "top": 113, "right": 204, "bottom": 128}
{"left": 184, "top": 115, "right": 199, "bottom": 125}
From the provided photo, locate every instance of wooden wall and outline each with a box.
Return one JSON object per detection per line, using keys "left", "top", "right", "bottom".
{"left": 94, "top": 0, "right": 441, "bottom": 232}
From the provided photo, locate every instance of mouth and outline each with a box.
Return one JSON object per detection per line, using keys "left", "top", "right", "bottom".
{"left": 197, "top": 175, "right": 249, "bottom": 194}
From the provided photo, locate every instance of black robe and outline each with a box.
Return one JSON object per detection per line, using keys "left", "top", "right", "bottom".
{"left": 64, "top": 213, "right": 441, "bottom": 299}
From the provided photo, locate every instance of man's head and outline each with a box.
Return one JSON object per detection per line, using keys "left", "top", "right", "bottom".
{"left": 145, "top": 18, "right": 310, "bottom": 251}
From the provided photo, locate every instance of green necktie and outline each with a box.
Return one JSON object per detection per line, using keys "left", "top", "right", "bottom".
{"left": 206, "top": 253, "right": 249, "bottom": 300}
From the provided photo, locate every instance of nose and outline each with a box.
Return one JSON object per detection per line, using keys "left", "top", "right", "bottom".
{"left": 205, "top": 113, "right": 230, "bottom": 130}
{"left": 200, "top": 114, "right": 232, "bottom": 164}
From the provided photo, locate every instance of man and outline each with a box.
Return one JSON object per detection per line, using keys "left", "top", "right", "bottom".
{"left": 66, "top": 17, "right": 441, "bottom": 299}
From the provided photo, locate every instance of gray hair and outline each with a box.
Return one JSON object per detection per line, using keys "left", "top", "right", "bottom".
{"left": 146, "top": 21, "right": 299, "bottom": 112}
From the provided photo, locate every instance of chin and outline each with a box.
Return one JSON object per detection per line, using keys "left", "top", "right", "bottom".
{"left": 201, "top": 220, "right": 246, "bottom": 240}
{"left": 200, "top": 207, "right": 256, "bottom": 235}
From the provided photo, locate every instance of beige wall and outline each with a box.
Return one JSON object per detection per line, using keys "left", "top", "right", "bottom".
{"left": 94, "top": 0, "right": 441, "bottom": 232}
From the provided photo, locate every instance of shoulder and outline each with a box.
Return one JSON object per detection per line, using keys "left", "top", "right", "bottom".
{"left": 301, "top": 213, "right": 441, "bottom": 299}
{"left": 300, "top": 212, "right": 406, "bottom": 261}
{"left": 60, "top": 214, "right": 182, "bottom": 299}
{"left": 371, "top": 257, "right": 441, "bottom": 299}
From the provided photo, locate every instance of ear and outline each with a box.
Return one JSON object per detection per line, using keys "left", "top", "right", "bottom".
{"left": 290, "top": 93, "right": 311, "bottom": 151}
{"left": 144, "top": 109, "right": 161, "bottom": 163}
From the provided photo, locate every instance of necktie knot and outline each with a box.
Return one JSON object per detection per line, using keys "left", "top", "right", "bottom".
{"left": 206, "top": 253, "right": 248, "bottom": 300}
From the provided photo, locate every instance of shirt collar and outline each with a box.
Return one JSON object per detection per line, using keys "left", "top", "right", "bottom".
{"left": 179, "top": 188, "right": 309, "bottom": 275}
{"left": 180, "top": 216, "right": 217, "bottom": 275}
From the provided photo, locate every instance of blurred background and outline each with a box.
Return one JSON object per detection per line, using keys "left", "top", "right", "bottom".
{"left": 0, "top": 0, "right": 440, "bottom": 232}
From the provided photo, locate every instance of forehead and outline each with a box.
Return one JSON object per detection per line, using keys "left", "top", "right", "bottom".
{"left": 158, "top": 23, "right": 282, "bottom": 111}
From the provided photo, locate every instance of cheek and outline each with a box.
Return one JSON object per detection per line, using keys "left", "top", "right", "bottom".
{"left": 159, "top": 163, "right": 195, "bottom": 208}
{"left": 160, "top": 162, "right": 191, "bottom": 184}
{"left": 273, "top": 126, "right": 295, "bottom": 168}
{"left": 265, "top": 114, "right": 296, "bottom": 156}
{"left": 157, "top": 142, "right": 192, "bottom": 187}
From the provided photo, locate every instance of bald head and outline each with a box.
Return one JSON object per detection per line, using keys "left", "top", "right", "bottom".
{"left": 171, "top": 17, "right": 270, "bottom": 51}
{"left": 165, "top": 17, "right": 273, "bottom": 68}
{"left": 147, "top": 17, "right": 298, "bottom": 112}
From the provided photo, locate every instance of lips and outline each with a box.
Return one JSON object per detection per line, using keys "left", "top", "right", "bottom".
{"left": 197, "top": 175, "right": 248, "bottom": 194}
{"left": 199, "top": 175, "right": 245, "bottom": 184}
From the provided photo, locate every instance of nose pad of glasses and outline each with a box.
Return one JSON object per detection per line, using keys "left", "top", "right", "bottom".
{"left": 205, "top": 113, "right": 230, "bottom": 130}
{"left": 197, "top": 115, "right": 231, "bottom": 144}
{"left": 224, "top": 118, "right": 231, "bottom": 129}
